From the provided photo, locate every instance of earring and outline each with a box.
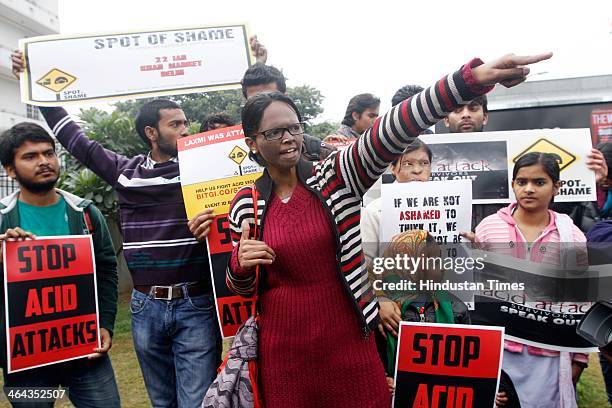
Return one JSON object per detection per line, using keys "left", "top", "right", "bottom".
{"left": 252, "top": 150, "right": 257, "bottom": 154}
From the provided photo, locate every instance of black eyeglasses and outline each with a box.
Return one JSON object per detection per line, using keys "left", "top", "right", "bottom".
{"left": 256, "top": 122, "right": 305, "bottom": 141}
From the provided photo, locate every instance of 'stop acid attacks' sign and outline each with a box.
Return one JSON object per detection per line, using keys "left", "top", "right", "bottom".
{"left": 3, "top": 236, "right": 100, "bottom": 373}
{"left": 393, "top": 322, "right": 504, "bottom": 408}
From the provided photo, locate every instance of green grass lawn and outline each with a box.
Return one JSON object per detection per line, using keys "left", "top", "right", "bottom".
{"left": 0, "top": 295, "right": 608, "bottom": 406}
{"left": 577, "top": 353, "right": 610, "bottom": 407}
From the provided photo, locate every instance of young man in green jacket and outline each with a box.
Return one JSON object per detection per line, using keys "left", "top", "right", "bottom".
{"left": 0, "top": 122, "right": 120, "bottom": 407}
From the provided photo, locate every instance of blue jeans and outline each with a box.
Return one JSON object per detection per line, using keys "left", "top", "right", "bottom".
{"left": 130, "top": 288, "right": 222, "bottom": 408}
{"left": 2, "top": 354, "right": 120, "bottom": 407}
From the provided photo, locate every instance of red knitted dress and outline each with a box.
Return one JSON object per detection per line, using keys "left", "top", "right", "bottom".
{"left": 256, "top": 182, "right": 389, "bottom": 407}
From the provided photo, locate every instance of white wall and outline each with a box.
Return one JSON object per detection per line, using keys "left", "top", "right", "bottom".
{"left": 0, "top": 0, "right": 57, "bottom": 197}
{"left": 0, "top": 0, "right": 59, "bottom": 35}
{"left": 0, "top": 0, "right": 57, "bottom": 132}
{"left": 0, "top": 76, "right": 22, "bottom": 116}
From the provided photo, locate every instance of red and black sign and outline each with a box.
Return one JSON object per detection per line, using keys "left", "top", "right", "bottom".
{"left": 393, "top": 323, "right": 504, "bottom": 408}
{"left": 207, "top": 214, "right": 256, "bottom": 337}
{"left": 591, "top": 108, "right": 612, "bottom": 144}
{"left": 3, "top": 236, "right": 100, "bottom": 373}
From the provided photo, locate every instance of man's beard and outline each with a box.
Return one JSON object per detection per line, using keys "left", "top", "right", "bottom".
{"left": 158, "top": 134, "right": 178, "bottom": 157}
{"left": 14, "top": 170, "right": 58, "bottom": 194}
{"left": 451, "top": 122, "right": 484, "bottom": 133}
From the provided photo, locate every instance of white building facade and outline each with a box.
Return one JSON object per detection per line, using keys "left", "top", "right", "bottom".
{"left": 0, "top": 0, "right": 59, "bottom": 196}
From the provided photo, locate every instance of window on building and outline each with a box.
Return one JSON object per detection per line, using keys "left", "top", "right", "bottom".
{"left": 0, "top": 167, "right": 18, "bottom": 198}
{"left": 26, "top": 104, "right": 40, "bottom": 120}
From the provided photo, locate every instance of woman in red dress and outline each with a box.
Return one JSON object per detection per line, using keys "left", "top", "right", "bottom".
{"left": 227, "top": 52, "right": 551, "bottom": 407}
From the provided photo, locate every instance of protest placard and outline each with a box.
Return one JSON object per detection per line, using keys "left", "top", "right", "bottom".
{"left": 3, "top": 236, "right": 100, "bottom": 373}
{"left": 592, "top": 108, "right": 612, "bottom": 144}
{"left": 471, "top": 296, "right": 596, "bottom": 352}
{"left": 393, "top": 322, "right": 504, "bottom": 408}
{"left": 20, "top": 24, "right": 252, "bottom": 105}
{"left": 381, "top": 180, "right": 472, "bottom": 245}
{"left": 325, "top": 139, "right": 356, "bottom": 150}
{"left": 469, "top": 250, "right": 598, "bottom": 352}
{"left": 421, "top": 128, "right": 596, "bottom": 203}
{"left": 178, "top": 124, "right": 263, "bottom": 338}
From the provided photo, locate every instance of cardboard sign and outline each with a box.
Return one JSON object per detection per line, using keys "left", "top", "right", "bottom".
{"left": 591, "top": 108, "right": 612, "bottom": 144}
{"left": 394, "top": 322, "right": 504, "bottom": 408}
{"left": 325, "top": 138, "right": 356, "bottom": 150}
{"left": 469, "top": 250, "right": 598, "bottom": 352}
{"left": 421, "top": 129, "right": 596, "bottom": 204}
{"left": 3, "top": 236, "right": 100, "bottom": 373}
{"left": 471, "top": 297, "right": 595, "bottom": 352}
{"left": 178, "top": 124, "right": 263, "bottom": 338}
{"left": 20, "top": 24, "right": 252, "bottom": 105}
{"left": 381, "top": 180, "right": 472, "bottom": 245}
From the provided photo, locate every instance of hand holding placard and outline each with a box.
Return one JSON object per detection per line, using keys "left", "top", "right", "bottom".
{"left": 0, "top": 227, "right": 36, "bottom": 263}
{"left": 238, "top": 220, "right": 275, "bottom": 271}
{"left": 188, "top": 208, "right": 215, "bottom": 242}
{"left": 89, "top": 327, "right": 112, "bottom": 359}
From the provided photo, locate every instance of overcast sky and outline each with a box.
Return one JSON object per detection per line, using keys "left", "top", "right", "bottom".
{"left": 59, "top": 0, "right": 612, "bottom": 122}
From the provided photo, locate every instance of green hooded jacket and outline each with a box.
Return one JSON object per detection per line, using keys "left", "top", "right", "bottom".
{"left": 0, "top": 189, "right": 118, "bottom": 334}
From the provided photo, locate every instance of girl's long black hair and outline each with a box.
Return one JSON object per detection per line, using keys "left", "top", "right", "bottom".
{"left": 512, "top": 152, "right": 561, "bottom": 182}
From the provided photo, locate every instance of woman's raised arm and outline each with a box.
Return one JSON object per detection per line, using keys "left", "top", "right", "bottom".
{"left": 332, "top": 52, "right": 552, "bottom": 199}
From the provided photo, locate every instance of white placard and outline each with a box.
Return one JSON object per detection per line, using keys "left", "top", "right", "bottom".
{"left": 20, "top": 24, "right": 252, "bottom": 105}
{"left": 381, "top": 180, "right": 472, "bottom": 244}
{"left": 420, "top": 128, "right": 596, "bottom": 203}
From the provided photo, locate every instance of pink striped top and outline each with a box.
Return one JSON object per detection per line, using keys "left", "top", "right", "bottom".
{"left": 475, "top": 203, "right": 586, "bottom": 265}
{"left": 475, "top": 203, "right": 588, "bottom": 364}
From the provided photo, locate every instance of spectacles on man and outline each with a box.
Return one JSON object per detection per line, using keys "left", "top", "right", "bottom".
{"left": 256, "top": 122, "right": 305, "bottom": 141}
